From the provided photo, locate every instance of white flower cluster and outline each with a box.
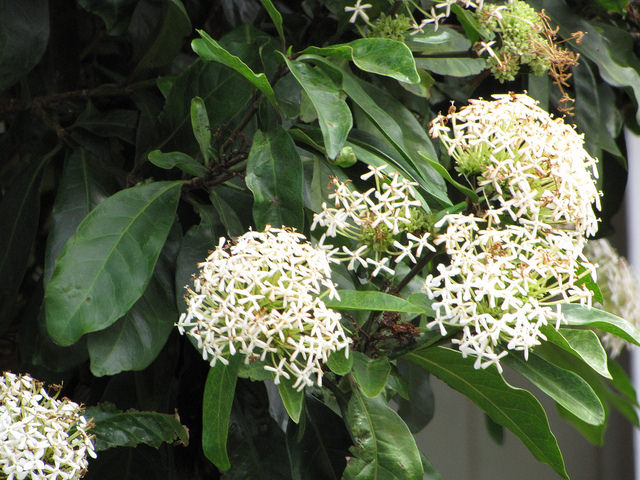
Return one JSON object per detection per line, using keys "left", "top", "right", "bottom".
{"left": 0, "top": 372, "right": 96, "bottom": 480}
{"left": 585, "top": 239, "right": 640, "bottom": 357}
{"left": 177, "top": 226, "right": 350, "bottom": 391}
{"left": 311, "top": 165, "right": 435, "bottom": 278}
{"left": 427, "top": 93, "right": 600, "bottom": 371}
{"left": 411, "top": 0, "right": 483, "bottom": 33}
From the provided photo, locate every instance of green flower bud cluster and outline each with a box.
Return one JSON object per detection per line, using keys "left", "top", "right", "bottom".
{"left": 475, "top": 1, "right": 552, "bottom": 82}
{"left": 369, "top": 13, "right": 413, "bottom": 41}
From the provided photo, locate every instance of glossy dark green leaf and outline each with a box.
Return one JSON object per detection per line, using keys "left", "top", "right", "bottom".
{"left": 343, "top": 389, "right": 423, "bottom": 480}
{"left": 396, "top": 359, "right": 434, "bottom": 434}
{"left": 286, "top": 395, "right": 351, "bottom": 480}
{"left": 417, "top": 151, "right": 479, "bottom": 203}
{"left": 77, "top": 0, "right": 137, "bottom": 35}
{"left": 203, "top": 355, "right": 242, "bottom": 471}
{"left": 44, "top": 149, "right": 114, "bottom": 285}
{"left": 245, "top": 127, "right": 304, "bottom": 230}
{"left": 407, "top": 347, "right": 568, "bottom": 479}
{"left": 420, "top": 451, "right": 443, "bottom": 480}
{"left": 86, "top": 226, "right": 179, "bottom": 376}
{"left": 209, "top": 189, "right": 245, "bottom": 237}
{"left": 0, "top": 0, "right": 49, "bottom": 92}
{"left": 324, "top": 290, "right": 428, "bottom": 314}
{"left": 556, "top": 403, "right": 606, "bottom": 446}
{"left": 283, "top": 56, "right": 352, "bottom": 159}
{"left": 192, "top": 29, "right": 278, "bottom": 110}
{"left": 45, "top": 181, "right": 182, "bottom": 346}
{"left": 190, "top": 96, "right": 213, "bottom": 162}
{"left": 148, "top": 150, "right": 209, "bottom": 177}
{"left": 0, "top": 146, "right": 58, "bottom": 332}
{"left": 405, "top": 26, "right": 471, "bottom": 55}
{"left": 503, "top": 352, "right": 605, "bottom": 426}
{"left": 86, "top": 402, "right": 189, "bottom": 451}
{"left": 73, "top": 103, "right": 139, "bottom": 144}
{"left": 352, "top": 353, "right": 391, "bottom": 398}
{"left": 130, "top": 0, "right": 191, "bottom": 73}
{"left": 277, "top": 377, "right": 304, "bottom": 423}
{"left": 540, "top": 326, "right": 611, "bottom": 379}
{"left": 608, "top": 358, "right": 637, "bottom": 403}
{"left": 259, "top": 0, "right": 284, "bottom": 45}
{"left": 561, "top": 304, "right": 640, "bottom": 347}
{"left": 304, "top": 38, "right": 420, "bottom": 84}
{"left": 451, "top": 4, "right": 493, "bottom": 43}
{"left": 327, "top": 348, "right": 353, "bottom": 375}
{"left": 415, "top": 58, "right": 486, "bottom": 77}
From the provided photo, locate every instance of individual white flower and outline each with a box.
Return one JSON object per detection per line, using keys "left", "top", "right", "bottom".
{"left": 585, "top": 238, "right": 640, "bottom": 357}
{"left": 344, "top": 0, "right": 372, "bottom": 23}
{"left": 177, "top": 226, "right": 350, "bottom": 391}
{"left": 0, "top": 372, "right": 96, "bottom": 480}
{"left": 311, "top": 165, "right": 434, "bottom": 278}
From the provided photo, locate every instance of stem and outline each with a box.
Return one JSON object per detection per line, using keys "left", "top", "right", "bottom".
{"left": 394, "top": 250, "right": 435, "bottom": 293}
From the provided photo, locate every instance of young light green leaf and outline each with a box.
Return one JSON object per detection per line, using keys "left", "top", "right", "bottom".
{"left": 192, "top": 29, "right": 278, "bottom": 110}
{"left": 343, "top": 389, "right": 423, "bottom": 480}
{"left": 324, "top": 290, "right": 428, "bottom": 314}
{"left": 190, "top": 96, "right": 212, "bottom": 163}
{"left": 327, "top": 348, "right": 353, "bottom": 375}
{"left": 352, "top": 352, "right": 391, "bottom": 398}
{"left": 259, "top": 0, "right": 284, "bottom": 45}
{"left": 304, "top": 38, "right": 420, "bottom": 84}
{"left": 86, "top": 402, "right": 189, "bottom": 451}
{"left": 282, "top": 55, "right": 352, "bottom": 159}
{"left": 503, "top": 352, "right": 605, "bottom": 426}
{"left": 45, "top": 181, "right": 182, "bottom": 346}
{"left": 561, "top": 304, "right": 640, "bottom": 347}
{"left": 245, "top": 127, "right": 304, "bottom": 230}
{"left": 540, "top": 326, "right": 611, "bottom": 379}
{"left": 148, "top": 150, "right": 209, "bottom": 177}
{"left": 203, "top": 355, "right": 242, "bottom": 471}
{"left": 277, "top": 377, "right": 304, "bottom": 424}
{"left": 407, "top": 347, "right": 569, "bottom": 479}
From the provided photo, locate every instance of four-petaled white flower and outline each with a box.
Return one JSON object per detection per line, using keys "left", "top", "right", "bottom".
{"left": 177, "top": 226, "right": 350, "bottom": 391}
{"left": 344, "top": 0, "right": 372, "bottom": 24}
{"left": 0, "top": 372, "right": 96, "bottom": 480}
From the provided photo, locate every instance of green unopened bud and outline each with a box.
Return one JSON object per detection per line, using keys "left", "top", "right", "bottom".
{"left": 334, "top": 146, "right": 358, "bottom": 167}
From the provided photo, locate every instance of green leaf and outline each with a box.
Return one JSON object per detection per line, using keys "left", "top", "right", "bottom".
{"left": 303, "top": 38, "right": 420, "bottom": 84}
{"left": 277, "top": 377, "right": 305, "bottom": 423}
{"left": 130, "top": 0, "right": 191, "bottom": 73}
{"left": 420, "top": 451, "right": 443, "bottom": 480}
{"left": 541, "top": 326, "right": 611, "bottom": 379}
{"left": 352, "top": 353, "right": 391, "bottom": 398}
{"left": 87, "top": 402, "right": 188, "bottom": 451}
{"left": 148, "top": 150, "right": 209, "bottom": 177}
{"left": 190, "top": 96, "right": 213, "bottom": 162}
{"left": 324, "top": 290, "right": 429, "bottom": 314}
{"left": 327, "top": 348, "right": 353, "bottom": 375}
{"left": 396, "top": 359, "right": 434, "bottom": 434}
{"left": 259, "top": 0, "right": 284, "bottom": 45}
{"left": 73, "top": 103, "right": 139, "bottom": 144}
{"left": 405, "top": 26, "right": 471, "bottom": 55}
{"left": 77, "top": 0, "right": 137, "bottom": 35}
{"left": 45, "top": 181, "right": 182, "bottom": 346}
{"left": 343, "top": 389, "right": 423, "bottom": 480}
{"left": 44, "top": 149, "right": 114, "bottom": 285}
{"left": 561, "top": 304, "right": 640, "bottom": 347}
{"left": 0, "top": 0, "right": 49, "bottom": 92}
{"left": 503, "top": 352, "right": 605, "bottom": 426}
{"left": 415, "top": 58, "right": 486, "bottom": 77}
{"left": 245, "top": 127, "right": 304, "bottom": 230}
{"left": 86, "top": 227, "right": 179, "bottom": 376}
{"left": 286, "top": 395, "right": 351, "bottom": 480}
{"left": 451, "top": 4, "right": 493, "bottom": 43}
{"left": 407, "top": 347, "right": 568, "bottom": 479}
{"left": 203, "top": 354, "right": 242, "bottom": 471}
{"left": 608, "top": 358, "right": 638, "bottom": 403}
{"left": 556, "top": 403, "right": 606, "bottom": 446}
{"left": 282, "top": 56, "right": 352, "bottom": 159}
{"left": 209, "top": 189, "right": 245, "bottom": 237}
{"left": 0, "top": 145, "right": 58, "bottom": 332}
{"left": 192, "top": 29, "right": 279, "bottom": 110}
{"left": 417, "top": 151, "right": 479, "bottom": 203}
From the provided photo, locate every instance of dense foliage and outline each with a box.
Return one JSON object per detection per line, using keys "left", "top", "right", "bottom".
{"left": 2, "top": 0, "right": 640, "bottom": 478}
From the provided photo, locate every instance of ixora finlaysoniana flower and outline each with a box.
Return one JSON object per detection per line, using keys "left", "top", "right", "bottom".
{"left": 177, "top": 226, "right": 351, "bottom": 391}
{"left": 426, "top": 93, "right": 600, "bottom": 371}
{"left": 0, "top": 371, "right": 96, "bottom": 480}
{"left": 585, "top": 238, "right": 640, "bottom": 357}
